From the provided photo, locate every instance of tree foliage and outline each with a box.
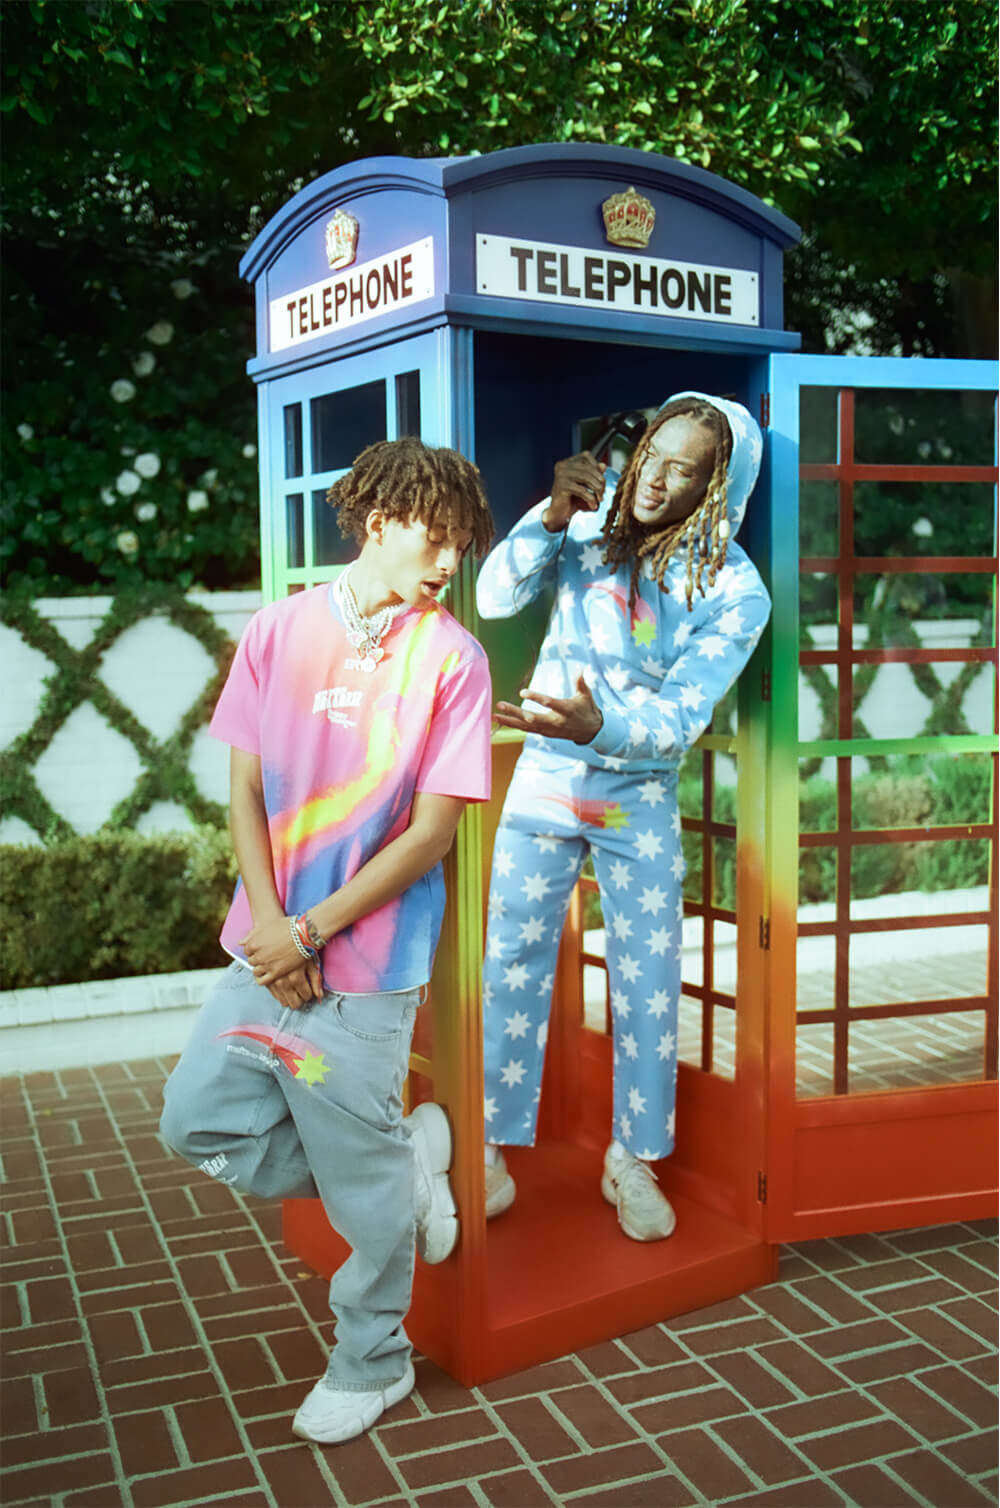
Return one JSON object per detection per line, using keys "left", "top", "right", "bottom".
{"left": 2, "top": 0, "right": 995, "bottom": 592}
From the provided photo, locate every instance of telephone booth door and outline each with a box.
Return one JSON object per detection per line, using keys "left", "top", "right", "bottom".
{"left": 762, "top": 354, "right": 998, "bottom": 1242}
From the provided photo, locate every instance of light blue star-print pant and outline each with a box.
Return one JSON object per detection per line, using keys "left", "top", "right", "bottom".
{"left": 483, "top": 748, "right": 684, "bottom": 1159}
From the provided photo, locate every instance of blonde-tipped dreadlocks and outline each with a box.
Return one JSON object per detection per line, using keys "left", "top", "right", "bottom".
{"left": 328, "top": 437, "right": 494, "bottom": 556}
{"left": 600, "top": 399, "right": 733, "bottom": 612}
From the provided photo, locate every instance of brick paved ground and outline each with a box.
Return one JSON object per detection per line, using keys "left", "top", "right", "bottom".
{"left": 1, "top": 1059, "right": 997, "bottom": 1508}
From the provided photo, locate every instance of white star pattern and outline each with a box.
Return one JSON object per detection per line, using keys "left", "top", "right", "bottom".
{"left": 667, "top": 1109, "right": 676, "bottom": 1139}
{"left": 628, "top": 717, "right": 648, "bottom": 748}
{"left": 656, "top": 1030, "right": 677, "bottom": 1061}
{"left": 488, "top": 892, "right": 507, "bottom": 917}
{"left": 611, "top": 912, "right": 634, "bottom": 941}
{"left": 619, "top": 1111, "right": 633, "bottom": 1140}
{"left": 519, "top": 916, "right": 546, "bottom": 944}
{"left": 679, "top": 683, "right": 706, "bottom": 711}
{"left": 639, "top": 884, "right": 668, "bottom": 916}
{"left": 558, "top": 586, "right": 576, "bottom": 614}
{"left": 503, "top": 962, "right": 529, "bottom": 991}
{"left": 621, "top": 1032, "right": 639, "bottom": 1059}
{"left": 504, "top": 1010, "right": 531, "bottom": 1040}
{"left": 602, "top": 755, "right": 626, "bottom": 771}
{"left": 636, "top": 829, "right": 664, "bottom": 860}
{"left": 589, "top": 622, "right": 610, "bottom": 653}
{"left": 580, "top": 543, "right": 604, "bottom": 573}
{"left": 611, "top": 987, "right": 631, "bottom": 1019}
{"left": 537, "top": 1020, "right": 548, "bottom": 1049}
{"left": 605, "top": 667, "right": 629, "bottom": 692}
{"left": 487, "top": 933, "right": 505, "bottom": 960}
{"left": 638, "top": 778, "right": 665, "bottom": 806}
{"left": 627, "top": 685, "right": 653, "bottom": 706}
{"left": 500, "top": 1058, "right": 527, "bottom": 1087}
{"left": 522, "top": 872, "right": 550, "bottom": 901}
{"left": 670, "top": 851, "right": 685, "bottom": 880}
{"left": 608, "top": 859, "right": 632, "bottom": 890}
{"left": 716, "top": 607, "right": 744, "bottom": 635}
{"left": 648, "top": 989, "right": 671, "bottom": 1018}
{"left": 671, "top": 808, "right": 682, "bottom": 835}
{"left": 484, "top": 1096, "right": 498, "bottom": 1122}
{"left": 493, "top": 848, "right": 515, "bottom": 879}
{"left": 641, "top": 655, "right": 666, "bottom": 677}
{"left": 653, "top": 723, "right": 676, "bottom": 756}
{"left": 538, "top": 972, "right": 554, "bottom": 997}
{"left": 696, "top": 634, "right": 728, "bottom": 661}
{"left": 648, "top": 925, "right": 672, "bottom": 956}
{"left": 618, "top": 955, "right": 642, "bottom": 984}
{"left": 534, "top": 835, "right": 560, "bottom": 853}
{"left": 628, "top": 1087, "right": 647, "bottom": 1116}
{"left": 673, "top": 620, "right": 692, "bottom": 648}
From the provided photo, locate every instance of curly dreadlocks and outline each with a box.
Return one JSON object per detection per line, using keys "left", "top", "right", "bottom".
{"left": 600, "top": 399, "right": 733, "bottom": 612}
{"left": 328, "top": 437, "right": 494, "bottom": 556}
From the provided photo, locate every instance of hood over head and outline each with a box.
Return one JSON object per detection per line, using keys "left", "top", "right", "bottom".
{"left": 657, "top": 390, "right": 763, "bottom": 538}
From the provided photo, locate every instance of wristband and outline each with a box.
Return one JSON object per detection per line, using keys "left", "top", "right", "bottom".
{"left": 288, "top": 916, "right": 317, "bottom": 963}
{"left": 301, "top": 911, "right": 327, "bottom": 950}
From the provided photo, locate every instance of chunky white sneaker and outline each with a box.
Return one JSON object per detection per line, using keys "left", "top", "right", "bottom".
{"left": 292, "top": 1361, "right": 415, "bottom": 1444}
{"left": 601, "top": 1144, "right": 676, "bottom": 1242}
{"left": 485, "top": 1148, "right": 516, "bottom": 1218}
{"left": 406, "top": 1102, "right": 458, "bottom": 1263}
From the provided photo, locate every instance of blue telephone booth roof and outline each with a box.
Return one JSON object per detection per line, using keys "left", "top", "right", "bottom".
{"left": 241, "top": 143, "right": 801, "bottom": 378}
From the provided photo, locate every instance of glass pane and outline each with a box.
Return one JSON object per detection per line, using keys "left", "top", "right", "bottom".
{"left": 848, "top": 924, "right": 989, "bottom": 1008}
{"left": 285, "top": 493, "right": 304, "bottom": 568}
{"left": 796, "top": 1022, "right": 835, "bottom": 1098}
{"left": 799, "top": 385, "right": 838, "bottom": 465}
{"left": 800, "top": 479, "right": 839, "bottom": 557}
{"left": 799, "top": 662, "right": 838, "bottom": 745}
{"left": 854, "top": 661, "right": 996, "bottom": 740}
{"left": 852, "top": 573, "right": 994, "bottom": 647}
{"left": 847, "top": 1012, "right": 987, "bottom": 1093}
{"left": 854, "top": 481, "right": 995, "bottom": 559}
{"left": 313, "top": 487, "right": 353, "bottom": 568}
{"left": 799, "top": 842, "right": 837, "bottom": 907}
{"left": 850, "top": 840, "right": 991, "bottom": 914}
{"left": 311, "top": 380, "right": 386, "bottom": 473}
{"left": 395, "top": 370, "right": 421, "bottom": 438}
{"left": 284, "top": 403, "right": 303, "bottom": 478}
{"left": 854, "top": 389, "right": 997, "bottom": 466}
{"left": 800, "top": 573, "right": 839, "bottom": 633}
{"left": 850, "top": 752, "right": 994, "bottom": 829}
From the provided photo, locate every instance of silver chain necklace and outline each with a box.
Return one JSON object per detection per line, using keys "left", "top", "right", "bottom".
{"left": 334, "top": 567, "right": 405, "bottom": 673}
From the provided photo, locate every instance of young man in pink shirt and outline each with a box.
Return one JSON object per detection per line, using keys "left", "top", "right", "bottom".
{"left": 161, "top": 438, "right": 494, "bottom": 1444}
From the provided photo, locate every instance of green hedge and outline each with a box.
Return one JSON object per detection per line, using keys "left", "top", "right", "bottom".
{"left": 1, "top": 828, "right": 237, "bottom": 990}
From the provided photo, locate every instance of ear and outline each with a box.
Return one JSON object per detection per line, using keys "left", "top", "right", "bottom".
{"left": 364, "top": 509, "right": 386, "bottom": 545}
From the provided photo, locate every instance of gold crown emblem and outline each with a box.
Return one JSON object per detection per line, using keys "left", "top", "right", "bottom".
{"left": 325, "top": 208, "right": 359, "bottom": 271}
{"left": 601, "top": 186, "right": 655, "bottom": 249}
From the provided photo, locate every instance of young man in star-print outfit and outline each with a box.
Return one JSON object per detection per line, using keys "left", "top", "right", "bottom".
{"left": 160, "top": 439, "right": 494, "bottom": 1443}
{"left": 477, "top": 392, "right": 770, "bottom": 1242}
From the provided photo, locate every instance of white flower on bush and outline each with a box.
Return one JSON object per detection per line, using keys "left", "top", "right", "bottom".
{"left": 187, "top": 489, "right": 209, "bottom": 513}
{"left": 101, "top": 487, "right": 117, "bottom": 506}
{"left": 135, "top": 502, "right": 158, "bottom": 522}
{"left": 912, "top": 517, "right": 934, "bottom": 538}
{"left": 133, "top": 351, "right": 156, "bottom": 377}
{"left": 110, "top": 378, "right": 137, "bottom": 403}
{"left": 116, "top": 469, "right": 141, "bottom": 496}
{"left": 134, "top": 452, "right": 161, "bottom": 479}
{"left": 16, "top": 423, "right": 34, "bottom": 441}
{"left": 116, "top": 530, "right": 140, "bottom": 556}
{"left": 242, "top": 443, "right": 257, "bottom": 459}
{"left": 201, "top": 468, "right": 218, "bottom": 486}
{"left": 170, "top": 279, "right": 195, "bottom": 300}
{"left": 146, "top": 321, "right": 174, "bottom": 346}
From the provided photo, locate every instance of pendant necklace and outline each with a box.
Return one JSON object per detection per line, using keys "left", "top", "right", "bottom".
{"left": 334, "top": 568, "right": 405, "bottom": 673}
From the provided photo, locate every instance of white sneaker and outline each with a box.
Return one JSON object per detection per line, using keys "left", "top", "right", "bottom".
{"left": 406, "top": 1102, "right": 458, "bottom": 1263}
{"left": 292, "top": 1361, "right": 415, "bottom": 1444}
{"left": 601, "top": 1144, "right": 676, "bottom": 1242}
{"left": 485, "top": 1148, "right": 516, "bottom": 1218}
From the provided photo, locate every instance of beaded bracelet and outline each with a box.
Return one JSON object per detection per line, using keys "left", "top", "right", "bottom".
{"left": 288, "top": 916, "right": 316, "bottom": 962}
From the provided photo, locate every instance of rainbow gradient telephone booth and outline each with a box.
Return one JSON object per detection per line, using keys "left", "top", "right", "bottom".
{"left": 239, "top": 144, "right": 998, "bottom": 1385}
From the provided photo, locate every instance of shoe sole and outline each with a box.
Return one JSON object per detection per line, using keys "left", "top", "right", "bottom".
{"left": 600, "top": 1171, "right": 677, "bottom": 1242}
{"left": 408, "top": 1103, "right": 458, "bottom": 1264}
{"left": 292, "top": 1363, "right": 415, "bottom": 1444}
{"left": 485, "top": 1174, "right": 516, "bottom": 1219}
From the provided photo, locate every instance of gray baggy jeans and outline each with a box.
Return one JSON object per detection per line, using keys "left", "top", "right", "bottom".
{"left": 159, "top": 961, "right": 420, "bottom": 1390}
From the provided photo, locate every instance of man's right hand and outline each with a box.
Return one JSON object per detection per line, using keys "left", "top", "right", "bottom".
{"left": 542, "top": 453, "right": 607, "bottom": 532}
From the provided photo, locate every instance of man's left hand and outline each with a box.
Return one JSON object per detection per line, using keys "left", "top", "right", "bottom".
{"left": 240, "top": 916, "right": 323, "bottom": 996}
{"left": 494, "top": 675, "right": 603, "bottom": 744}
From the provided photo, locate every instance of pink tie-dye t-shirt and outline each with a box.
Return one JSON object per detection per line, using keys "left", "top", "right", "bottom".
{"left": 210, "top": 583, "right": 492, "bottom": 993}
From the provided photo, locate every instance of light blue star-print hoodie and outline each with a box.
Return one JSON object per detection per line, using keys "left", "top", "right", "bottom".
{"left": 475, "top": 391, "right": 771, "bottom": 775}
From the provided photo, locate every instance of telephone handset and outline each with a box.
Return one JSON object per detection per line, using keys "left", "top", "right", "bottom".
{"left": 587, "top": 410, "right": 648, "bottom": 460}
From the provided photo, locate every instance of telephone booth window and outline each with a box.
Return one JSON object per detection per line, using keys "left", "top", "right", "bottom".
{"left": 794, "top": 382, "right": 997, "bottom": 1100}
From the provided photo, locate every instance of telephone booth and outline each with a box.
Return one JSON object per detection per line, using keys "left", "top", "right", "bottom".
{"left": 239, "top": 145, "right": 998, "bottom": 1385}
